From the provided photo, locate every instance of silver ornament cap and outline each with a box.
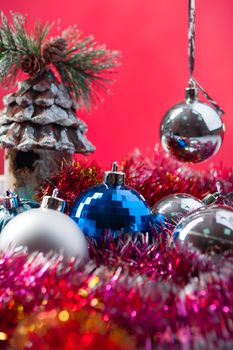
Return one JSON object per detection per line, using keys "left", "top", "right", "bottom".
{"left": 103, "top": 162, "right": 125, "bottom": 186}
{"left": 2, "top": 190, "right": 19, "bottom": 210}
{"left": 185, "top": 85, "right": 198, "bottom": 103}
{"left": 41, "top": 188, "right": 66, "bottom": 212}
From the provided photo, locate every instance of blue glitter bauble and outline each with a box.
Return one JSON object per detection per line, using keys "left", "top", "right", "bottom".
{"left": 70, "top": 183, "right": 152, "bottom": 239}
{"left": 0, "top": 198, "right": 39, "bottom": 232}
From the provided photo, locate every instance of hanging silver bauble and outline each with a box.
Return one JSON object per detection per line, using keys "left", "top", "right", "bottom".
{"left": 160, "top": 86, "right": 224, "bottom": 163}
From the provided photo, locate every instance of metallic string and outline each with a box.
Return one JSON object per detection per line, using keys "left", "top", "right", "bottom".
{"left": 188, "top": 0, "right": 224, "bottom": 115}
{"left": 193, "top": 79, "right": 224, "bottom": 115}
{"left": 188, "top": 0, "right": 195, "bottom": 77}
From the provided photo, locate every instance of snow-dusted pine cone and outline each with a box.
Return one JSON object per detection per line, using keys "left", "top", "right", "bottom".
{"left": 43, "top": 38, "right": 68, "bottom": 64}
{"left": 21, "top": 54, "right": 42, "bottom": 77}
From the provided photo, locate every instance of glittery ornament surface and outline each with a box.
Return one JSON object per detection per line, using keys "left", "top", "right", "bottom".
{"left": 160, "top": 101, "right": 224, "bottom": 163}
{"left": 70, "top": 183, "right": 152, "bottom": 238}
{"left": 174, "top": 205, "right": 233, "bottom": 253}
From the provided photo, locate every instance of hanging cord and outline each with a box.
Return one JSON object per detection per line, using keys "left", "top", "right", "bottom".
{"left": 188, "top": 0, "right": 195, "bottom": 78}
{"left": 187, "top": 0, "right": 224, "bottom": 115}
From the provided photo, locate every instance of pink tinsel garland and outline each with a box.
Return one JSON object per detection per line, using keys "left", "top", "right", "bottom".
{"left": 1, "top": 148, "right": 233, "bottom": 349}
{"left": 0, "top": 242, "right": 233, "bottom": 349}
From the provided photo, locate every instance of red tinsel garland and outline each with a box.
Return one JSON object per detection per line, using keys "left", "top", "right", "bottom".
{"left": 1, "top": 147, "right": 233, "bottom": 349}
{"left": 43, "top": 146, "right": 233, "bottom": 210}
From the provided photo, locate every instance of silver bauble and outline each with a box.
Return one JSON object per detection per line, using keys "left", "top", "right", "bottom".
{"left": 152, "top": 193, "right": 203, "bottom": 230}
{"left": 173, "top": 205, "right": 233, "bottom": 253}
{"left": 160, "top": 99, "right": 224, "bottom": 163}
{"left": 0, "top": 208, "right": 88, "bottom": 261}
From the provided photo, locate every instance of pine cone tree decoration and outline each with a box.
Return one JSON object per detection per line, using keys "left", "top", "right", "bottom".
{"left": 0, "top": 11, "right": 119, "bottom": 199}
{"left": 0, "top": 69, "right": 95, "bottom": 154}
{"left": 21, "top": 54, "right": 42, "bottom": 77}
{"left": 0, "top": 69, "right": 95, "bottom": 199}
{"left": 43, "top": 38, "right": 68, "bottom": 64}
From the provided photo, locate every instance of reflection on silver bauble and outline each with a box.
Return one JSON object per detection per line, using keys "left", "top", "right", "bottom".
{"left": 160, "top": 100, "right": 224, "bottom": 163}
{"left": 152, "top": 193, "right": 203, "bottom": 230}
{"left": 173, "top": 205, "right": 233, "bottom": 253}
{"left": 0, "top": 208, "right": 88, "bottom": 261}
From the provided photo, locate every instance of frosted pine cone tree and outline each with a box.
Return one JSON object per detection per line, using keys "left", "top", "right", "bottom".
{"left": 0, "top": 13, "right": 119, "bottom": 199}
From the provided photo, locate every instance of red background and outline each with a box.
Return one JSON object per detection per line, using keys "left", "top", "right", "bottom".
{"left": 0, "top": 0, "right": 232, "bottom": 171}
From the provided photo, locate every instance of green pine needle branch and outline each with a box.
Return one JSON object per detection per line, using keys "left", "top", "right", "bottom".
{"left": 0, "top": 12, "right": 50, "bottom": 86}
{"left": 0, "top": 12, "right": 120, "bottom": 109}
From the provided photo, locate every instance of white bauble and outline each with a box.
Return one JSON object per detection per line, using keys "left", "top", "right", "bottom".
{"left": 0, "top": 208, "right": 88, "bottom": 262}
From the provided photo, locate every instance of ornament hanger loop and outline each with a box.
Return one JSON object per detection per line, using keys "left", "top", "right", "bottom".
{"left": 187, "top": 78, "right": 196, "bottom": 88}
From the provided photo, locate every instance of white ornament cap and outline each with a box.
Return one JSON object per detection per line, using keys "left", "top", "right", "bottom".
{"left": 41, "top": 188, "right": 66, "bottom": 212}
